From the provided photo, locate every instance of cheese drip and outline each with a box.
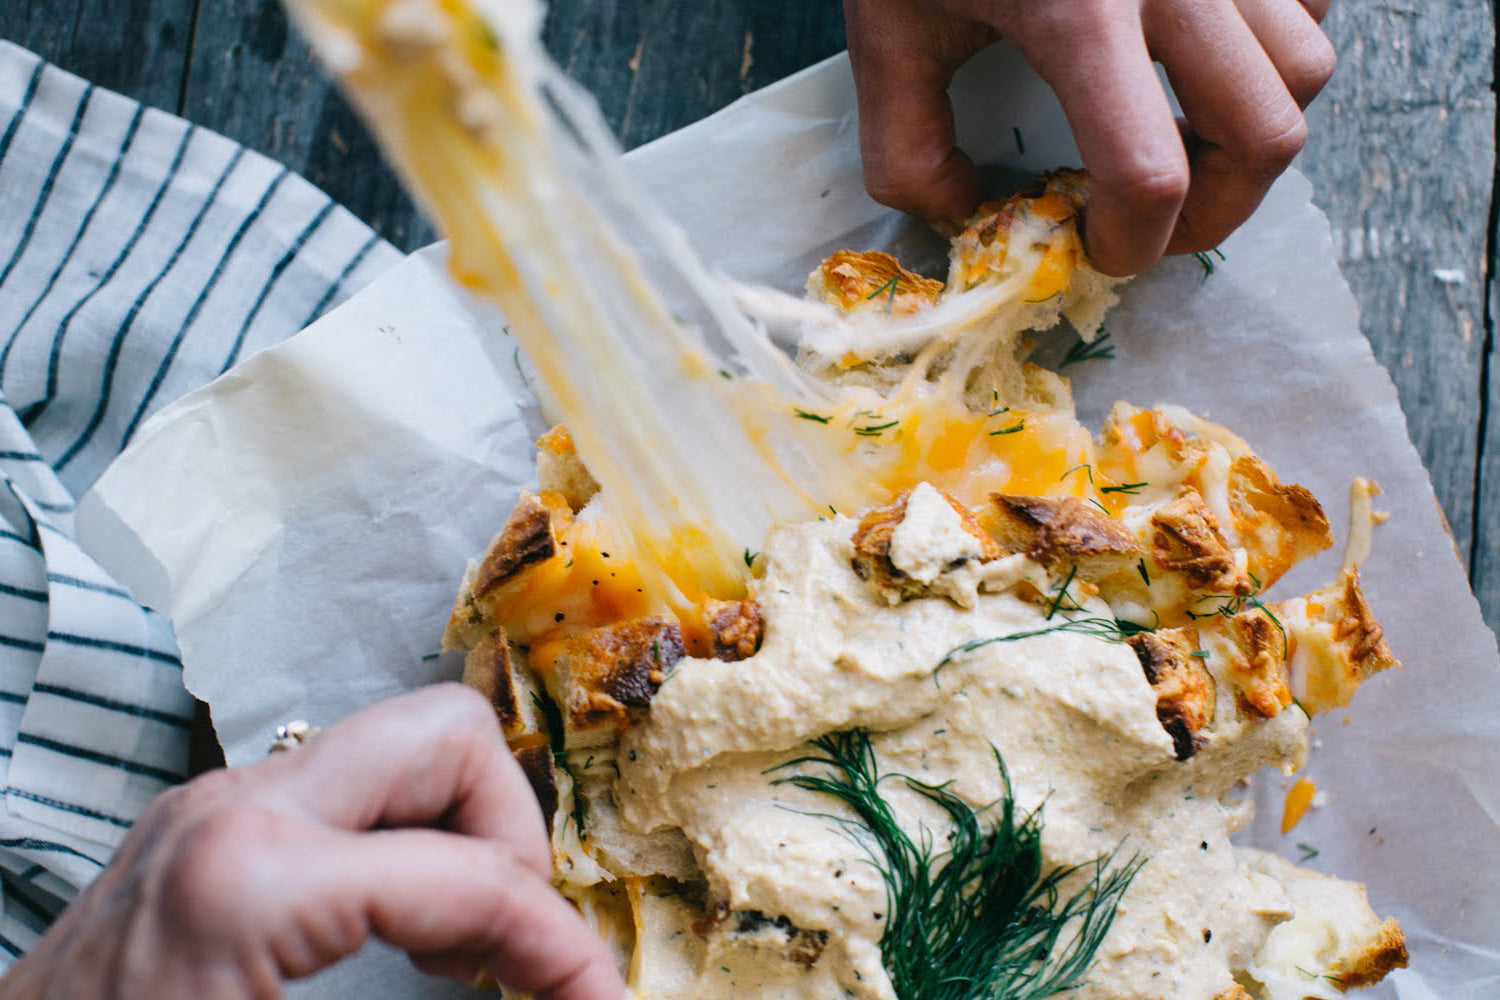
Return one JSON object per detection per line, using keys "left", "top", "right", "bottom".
{"left": 282, "top": 0, "right": 1105, "bottom": 605}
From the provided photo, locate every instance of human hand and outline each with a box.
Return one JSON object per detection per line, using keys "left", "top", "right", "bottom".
{"left": 842, "top": 0, "right": 1335, "bottom": 275}
{"left": 1, "top": 685, "right": 625, "bottom": 1000}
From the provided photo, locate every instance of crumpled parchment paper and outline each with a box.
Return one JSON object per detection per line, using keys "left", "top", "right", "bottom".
{"left": 75, "top": 43, "right": 1499, "bottom": 1000}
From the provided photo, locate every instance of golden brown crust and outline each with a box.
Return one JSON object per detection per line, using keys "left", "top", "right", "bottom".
{"left": 513, "top": 743, "right": 558, "bottom": 835}
{"left": 704, "top": 598, "right": 763, "bottom": 662}
{"left": 851, "top": 489, "right": 1001, "bottom": 600}
{"left": 1212, "top": 987, "right": 1253, "bottom": 1000}
{"left": 1328, "top": 917, "right": 1408, "bottom": 990}
{"left": 1228, "top": 454, "right": 1334, "bottom": 587}
{"left": 472, "top": 491, "right": 570, "bottom": 599}
{"left": 1151, "top": 490, "right": 1246, "bottom": 592}
{"left": 1225, "top": 609, "right": 1293, "bottom": 719}
{"left": 1277, "top": 567, "right": 1401, "bottom": 715}
{"left": 550, "top": 618, "right": 685, "bottom": 744}
{"left": 808, "top": 250, "right": 944, "bottom": 316}
{"left": 990, "top": 493, "right": 1141, "bottom": 579}
{"left": 460, "top": 627, "right": 544, "bottom": 743}
{"left": 1128, "top": 630, "right": 1216, "bottom": 760}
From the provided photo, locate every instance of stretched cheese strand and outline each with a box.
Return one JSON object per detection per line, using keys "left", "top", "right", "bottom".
{"left": 280, "top": 0, "right": 1092, "bottom": 602}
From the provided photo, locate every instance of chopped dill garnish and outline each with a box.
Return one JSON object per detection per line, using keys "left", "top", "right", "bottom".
{"left": 1088, "top": 498, "right": 1110, "bottom": 515}
{"left": 795, "top": 409, "right": 833, "bottom": 423}
{"left": 512, "top": 346, "right": 530, "bottom": 386}
{"left": 1186, "top": 575, "right": 1287, "bottom": 657}
{"left": 1061, "top": 463, "right": 1094, "bottom": 485}
{"left": 1136, "top": 559, "right": 1151, "bottom": 587}
{"left": 772, "top": 729, "right": 1143, "bottom": 1000}
{"left": 1013, "top": 125, "right": 1026, "bottom": 155}
{"left": 868, "top": 275, "right": 901, "bottom": 314}
{"left": 1045, "top": 566, "right": 1081, "bottom": 620}
{"left": 856, "top": 420, "right": 900, "bottom": 437}
{"left": 1058, "top": 331, "right": 1115, "bottom": 368}
{"left": 828, "top": 504, "right": 839, "bottom": 517}
{"left": 719, "top": 368, "right": 734, "bottom": 380}
{"left": 1194, "top": 247, "right": 1226, "bottom": 277}
{"left": 1099, "top": 482, "right": 1147, "bottom": 495}
{"left": 991, "top": 421, "right": 1025, "bottom": 436}
{"left": 743, "top": 548, "right": 758, "bottom": 568}
{"left": 1296, "top": 842, "right": 1320, "bottom": 863}
{"left": 938, "top": 618, "right": 1135, "bottom": 670}
{"left": 988, "top": 406, "right": 1012, "bottom": 418}
{"left": 419, "top": 651, "right": 441, "bottom": 662}
{"left": 1190, "top": 651, "right": 1209, "bottom": 659}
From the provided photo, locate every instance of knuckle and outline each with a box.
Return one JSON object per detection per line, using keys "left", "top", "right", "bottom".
{"left": 157, "top": 804, "right": 287, "bottom": 925}
{"left": 1111, "top": 159, "right": 1190, "bottom": 212}
{"left": 1285, "top": 37, "right": 1337, "bottom": 105}
{"left": 1249, "top": 114, "right": 1309, "bottom": 179}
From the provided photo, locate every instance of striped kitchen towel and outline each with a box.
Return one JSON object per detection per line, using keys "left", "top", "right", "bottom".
{"left": 0, "top": 39, "right": 401, "bottom": 959}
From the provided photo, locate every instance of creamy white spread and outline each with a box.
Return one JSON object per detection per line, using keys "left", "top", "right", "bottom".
{"left": 613, "top": 493, "right": 1313, "bottom": 1000}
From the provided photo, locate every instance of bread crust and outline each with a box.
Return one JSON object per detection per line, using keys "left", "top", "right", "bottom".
{"left": 851, "top": 489, "right": 1001, "bottom": 601}
{"left": 550, "top": 618, "right": 685, "bottom": 746}
{"left": 990, "top": 493, "right": 1141, "bottom": 579}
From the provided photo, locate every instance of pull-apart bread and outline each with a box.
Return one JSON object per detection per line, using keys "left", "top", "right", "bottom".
{"left": 444, "top": 177, "right": 1407, "bottom": 1000}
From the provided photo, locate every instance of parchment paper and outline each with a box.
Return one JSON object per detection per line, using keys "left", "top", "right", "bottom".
{"left": 75, "top": 44, "right": 1500, "bottom": 999}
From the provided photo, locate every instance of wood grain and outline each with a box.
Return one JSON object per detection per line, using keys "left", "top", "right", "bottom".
{"left": 1298, "top": 1, "right": 1495, "bottom": 591}
{"left": 0, "top": 0, "right": 197, "bottom": 112}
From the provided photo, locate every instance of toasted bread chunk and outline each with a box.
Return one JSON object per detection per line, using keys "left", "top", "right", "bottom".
{"left": 852, "top": 487, "right": 1002, "bottom": 603}
{"left": 1228, "top": 455, "right": 1334, "bottom": 584}
{"left": 536, "top": 424, "right": 599, "bottom": 512}
{"left": 548, "top": 618, "right": 685, "bottom": 748}
{"left": 990, "top": 493, "right": 1142, "bottom": 580}
{"left": 1151, "top": 490, "right": 1250, "bottom": 593}
{"left": 474, "top": 491, "right": 569, "bottom": 598}
{"left": 461, "top": 627, "right": 546, "bottom": 744}
{"left": 1328, "top": 917, "right": 1409, "bottom": 990}
{"left": 513, "top": 743, "right": 558, "bottom": 834}
{"left": 1276, "top": 568, "right": 1401, "bottom": 715}
{"left": 704, "top": 597, "right": 763, "bottom": 661}
{"left": 1128, "top": 630, "right": 1216, "bottom": 760}
{"left": 807, "top": 250, "right": 943, "bottom": 317}
{"left": 1213, "top": 988, "right": 1252, "bottom": 1000}
{"left": 948, "top": 170, "right": 1087, "bottom": 294}
{"left": 1220, "top": 608, "right": 1294, "bottom": 719}
{"left": 445, "top": 490, "right": 573, "bottom": 651}
{"left": 700, "top": 905, "right": 830, "bottom": 970}
{"left": 1245, "top": 849, "right": 1408, "bottom": 995}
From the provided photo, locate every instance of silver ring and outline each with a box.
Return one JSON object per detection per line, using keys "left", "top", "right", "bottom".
{"left": 268, "top": 719, "right": 321, "bottom": 754}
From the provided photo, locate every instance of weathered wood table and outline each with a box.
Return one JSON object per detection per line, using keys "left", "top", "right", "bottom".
{"left": 5, "top": 0, "right": 1495, "bottom": 629}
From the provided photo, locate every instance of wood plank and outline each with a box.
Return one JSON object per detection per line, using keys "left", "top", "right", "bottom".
{"left": 1298, "top": 0, "right": 1494, "bottom": 585}
{"left": 0, "top": 0, "right": 197, "bottom": 113}
{"left": 174, "top": 0, "right": 845, "bottom": 252}
{"left": 176, "top": 0, "right": 436, "bottom": 250}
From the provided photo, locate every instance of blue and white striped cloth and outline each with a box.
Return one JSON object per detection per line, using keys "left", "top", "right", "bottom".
{"left": 0, "top": 39, "right": 401, "bottom": 960}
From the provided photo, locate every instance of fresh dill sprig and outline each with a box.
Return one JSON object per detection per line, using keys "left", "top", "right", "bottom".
{"left": 1060, "top": 463, "right": 1094, "bottom": 485}
{"left": 1058, "top": 331, "right": 1115, "bottom": 368}
{"left": 1194, "top": 247, "right": 1226, "bottom": 277}
{"left": 868, "top": 275, "right": 901, "bottom": 314}
{"left": 1136, "top": 559, "right": 1151, "bottom": 587}
{"left": 938, "top": 617, "right": 1133, "bottom": 670}
{"left": 1186, "top": 574, "right": 1287, "bottom": 657}
{"left": 773, "top": 729, "right": 1143, "bottom": 1000}
{"left": 1099, "top": 482, "right": 1147, "bottom": 495}
{"left": 856, "top": 420, "right": 900, "bottom": 437}
{"left": 795, "top": 408, "right": 833, "bottom": 424}
{"left": 743, "top": 548, "right": 759, "bottom": 568}
{"left": 1045, "top": 566, "right": 1081, "bottom": 620}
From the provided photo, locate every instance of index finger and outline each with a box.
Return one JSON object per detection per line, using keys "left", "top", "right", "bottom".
{"left": 1014, "top": 7, "right": 1189, "bottom": 275}
{"left": 260, "top": 684, "right": 552, "bottom": 877}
